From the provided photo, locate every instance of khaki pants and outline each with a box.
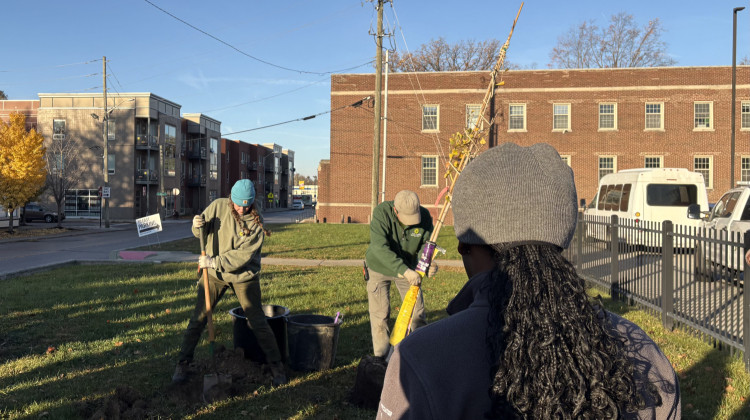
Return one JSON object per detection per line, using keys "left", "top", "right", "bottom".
{"left": 366, "top": 269, "right": 427, "bottom": 357}
{"left": 177, "top": 272, "right": 281, "bottom": 364}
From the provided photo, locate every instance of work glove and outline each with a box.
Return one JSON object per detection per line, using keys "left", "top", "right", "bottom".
{"left": 402, "top": 269, "right": 422, "bottom": 287}
{"left": 199, "top": 255, "right": 216, "bottom": 270}
{"left": 193, "top": 215, "right": 205, "bottom": 229}
{"left": 427, "top": 263, "right": 438, "bottom": 278}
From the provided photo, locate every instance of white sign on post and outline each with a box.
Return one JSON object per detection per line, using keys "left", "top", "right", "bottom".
{"left": 102, "top": 187, "right": 111, "bottom": 198}
{"left": 135, "top": 213, "right": 163, "bottom": 237}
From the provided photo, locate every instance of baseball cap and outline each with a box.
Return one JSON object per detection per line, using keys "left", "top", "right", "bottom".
{"left": 394, "top": 190, "right": 421, "bottom": 226}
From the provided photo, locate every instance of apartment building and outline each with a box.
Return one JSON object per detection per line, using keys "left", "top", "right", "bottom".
{"left": 222, "top": 140, "right": 295, "bottom": 210}
{"left": 320, "top": 66, "right": 750, "bottom": 224}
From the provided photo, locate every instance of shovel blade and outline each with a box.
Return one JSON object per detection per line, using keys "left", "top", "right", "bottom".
{"left": 203, "top": 373, "right": 232, "bottom": 403}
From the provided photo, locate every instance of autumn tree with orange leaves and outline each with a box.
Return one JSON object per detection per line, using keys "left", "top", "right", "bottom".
{"left": 0, "top": 112, "right": 46, "bottom": 233}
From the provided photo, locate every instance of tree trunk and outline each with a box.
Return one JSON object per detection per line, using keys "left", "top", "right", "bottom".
{"left": 7, "top": 212, "right": 14, "bottom": 234}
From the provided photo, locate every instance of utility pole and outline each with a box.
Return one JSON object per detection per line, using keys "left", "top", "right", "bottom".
{"left": 381, "top": 49, "right": 390, "bottom": 203}
{"left": 103, "top": 56, "right": 110, "bottom": 228}
{"left": 371, "top": 0, "right": 384, "bottom": 214}
{"left": 731, "top": 6, "right": 745, "bottom": 188}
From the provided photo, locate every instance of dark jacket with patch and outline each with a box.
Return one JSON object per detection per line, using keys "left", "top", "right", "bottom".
{"left": 365, "top": 200, "right": 433, "bottom": 278}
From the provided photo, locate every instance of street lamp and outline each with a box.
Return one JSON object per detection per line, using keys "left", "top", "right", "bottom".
{"left": 731, "top": 6, "right": 745, "bottom": 188}
{"left": 91, "top": 97, "right": 134, "bottom": 228}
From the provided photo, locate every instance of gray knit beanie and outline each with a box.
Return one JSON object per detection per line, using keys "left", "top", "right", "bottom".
{"left": 452, "top": 142, "right": 578, "bottom": 248}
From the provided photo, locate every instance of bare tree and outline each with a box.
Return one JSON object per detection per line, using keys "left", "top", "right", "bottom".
{"left": 44, "top": 135, "right": 85, "bottom": 228}
{"left": 0, "top": 90, "right": 7, "bottom": 100}
{"left": 549, "top": 12, "right": 676, "bottom": 69}
{"left": 390, "top": 37, "right": 519, "bottom": 72}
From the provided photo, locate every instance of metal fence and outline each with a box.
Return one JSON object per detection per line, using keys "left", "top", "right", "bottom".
{"left": 563, "top": 213, "right": 750, "bottom": 371}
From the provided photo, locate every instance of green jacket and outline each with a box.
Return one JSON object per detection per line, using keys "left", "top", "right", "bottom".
{"left": 192, "top": 198, "right": 264, "bottom": 283}
{"left": 365, "top": 200, "right": 433, "bottom": 277}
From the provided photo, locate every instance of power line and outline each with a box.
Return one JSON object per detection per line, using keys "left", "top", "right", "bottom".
{"left": 221, "top": 96, "right": 371, "bottom": 137}
{"left": 0, "top": 58, "right": 100, "bottom": 73}
{"left": 199, "top": 77, "right": 327, "bottom": 114}
{"left": 144, "top": 0, "right": 374, "bottom": 76}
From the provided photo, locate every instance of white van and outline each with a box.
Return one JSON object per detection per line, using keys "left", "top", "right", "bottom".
{"left": 584, "top": 168, "right": 709, "bottom": 247}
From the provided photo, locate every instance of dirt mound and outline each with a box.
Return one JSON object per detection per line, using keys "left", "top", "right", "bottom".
{"left": 79, "top": 346, "right": 277, "bottom": 419}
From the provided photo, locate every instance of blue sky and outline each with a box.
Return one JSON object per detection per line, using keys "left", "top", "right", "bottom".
{"left": 1, "top": 1, "right": 747, "bottom": 177}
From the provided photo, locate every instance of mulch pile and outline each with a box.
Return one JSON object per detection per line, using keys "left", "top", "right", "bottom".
{"left": 78, "top": 346, "right": 275, "bottom": 419}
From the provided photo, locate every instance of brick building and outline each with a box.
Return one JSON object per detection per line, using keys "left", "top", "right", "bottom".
{"left": 320, "top": 66, "right": 750, "bottom": 224}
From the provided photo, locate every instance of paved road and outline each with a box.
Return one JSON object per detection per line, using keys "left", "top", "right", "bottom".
{"left": 0, "top": 219, "right": 194, "bottom": 279}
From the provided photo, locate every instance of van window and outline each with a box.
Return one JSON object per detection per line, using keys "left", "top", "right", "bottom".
{"left": 646, "top": 184, "right": 698, "bottom": 206}
{"left": 604, "top": 184, "right": 624, "bottom": 211}
{"left": 597, "top": 185, "right": 608, "bottom": 210}
{"left": 620, "top": 184, "right": 631, "bottom": 211}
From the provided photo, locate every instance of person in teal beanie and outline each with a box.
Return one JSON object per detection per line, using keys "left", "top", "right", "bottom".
{"left": 172, "top": 179, "right": 287, "bottom": 386}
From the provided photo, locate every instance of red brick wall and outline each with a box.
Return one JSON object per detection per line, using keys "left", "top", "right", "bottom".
{"left": 319, "top": 66, "right": 750, "bottom": 225}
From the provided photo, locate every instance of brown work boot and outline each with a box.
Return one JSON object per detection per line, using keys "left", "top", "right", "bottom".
{"left": 269, "top": 361, "right": 288, "bottom": 386}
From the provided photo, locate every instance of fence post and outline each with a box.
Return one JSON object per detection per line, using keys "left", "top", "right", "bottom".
{"left": 611, "top": 215, "right": 619, "bottom": 299}
{"left": 576, "top": 211, "right": 584, "bottom": 273}
{"left": 661, "top": 220, "right": 675, "bottom": 330}
{"left": 744, "top": 231, "right": 750, "bottom": 371}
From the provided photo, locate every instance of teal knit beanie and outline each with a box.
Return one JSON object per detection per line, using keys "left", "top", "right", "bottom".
{"left": 231, "top": 179, "right": 256, "bottom": 207}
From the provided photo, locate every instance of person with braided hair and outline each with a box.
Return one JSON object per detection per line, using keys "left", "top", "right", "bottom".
{"left": 172, "top": 179, "right": 287, "bottom": 386}
{"left": 377, "top": 143, "right": 680, "bottom": 419}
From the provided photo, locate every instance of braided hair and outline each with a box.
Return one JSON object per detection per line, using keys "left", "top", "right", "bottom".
{"left": 484, "top": 243, "right": 660, "bottom": 419}
{"left": 227, "top": 199, "right": 271, "bottom": 237}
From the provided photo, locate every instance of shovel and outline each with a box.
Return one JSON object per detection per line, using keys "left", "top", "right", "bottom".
{"left": 199, "top": 223, "right": 231, "bottom": 402}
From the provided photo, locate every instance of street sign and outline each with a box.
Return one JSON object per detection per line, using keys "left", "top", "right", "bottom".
{"left": 267, "top": 193, "right": 274, "bottom": 199}
{"left": 156, "top": 192, "right": 167, "bottom": 196}
{"left": 102, "top": 187, "right": 111, "bottom": 198}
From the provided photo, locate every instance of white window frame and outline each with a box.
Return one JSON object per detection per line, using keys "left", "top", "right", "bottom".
{"left": 694, "top": 101, "right": 713, "bottom": 130}
{"left": 645, "top": 102, "right": 664, "bottom": 131}
{"left": 560, "top": 155, "right": 571, "bottom": 167}
{"left": 508, "top": 103, "right": 526, "bottom": 132}
{"left": 466, "top": 104, "right": 481, "bottom": 131}
{"left": 644, "top": 156, "right": 663, "bottom": 168}
{"left": 598, "top": 103, "right": 617, "bottom": 131}
{"left": 422, "top": 105, "right": 439, "bottom": 132}
{"left": 552, "top": 103, "right": 570, "bottom": 131}
{"left": 741, "top": 156, "right": 750, "bottom": 182}
{"left": 421, "top": 155, "right": 438, "bottom": 186}
{"left": 598, "top": 156, "right": 617, "bottom": 180}
{"left": 741, "top": 101, "right": 750, "bottom": 130}
{"left": 694, "top": 155, "right": 713, "bottom": 190}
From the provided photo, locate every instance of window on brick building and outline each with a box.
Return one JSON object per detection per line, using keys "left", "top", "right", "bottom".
{"left": 742, "top": 156, "right": 750, "bottom": 182}
{"left": 694, "top": 156, "right": 713, "bottom": 189}
{"left": 560, "top": 155, "right": 571, "bottom": 166}
{"left": 742, "top": 102, "right": 750, "bottom": 130}
{"left": 422, "top": 105, "right": 439, "bottom": 131}
{"left": 421, "top": 156, "right": 437, "bottom": 186}
{"left": 645, "top": 156, "right": 663, "bottom": 168}
{"left": 509, "top": 104, "right": 526, "bottom": 131}
{"left": 553, "top": 103, "right": 570, "bottom": 131}
{"left": 694, "top": 102, "right": 713, "bottom": 130}
{"left": 645, "top": 103, "right": 663, "bottom": 130}
{"left": 466, "top": 104, "right": 481, "bottom": 130}
{"left": 599, "top": 103, "right": 617, "bottom": 130}
{"left": 598, "top": 156, "right": 616, "bottom": 180}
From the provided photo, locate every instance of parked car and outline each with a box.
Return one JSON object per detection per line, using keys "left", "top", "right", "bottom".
{"left": 292, "top": 199, "right": 304, "bottom": 210}
{"left": 24, "top": 203, "right": 65, "bottom": 223}
{"left": 688, "top": 182, "right": 750, "bottom": 283}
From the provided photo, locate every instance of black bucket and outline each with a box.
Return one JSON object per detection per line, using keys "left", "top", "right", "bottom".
{"left": 287, "top": 314, "right": 341, "bottom": 372}
{"left": 229, "top": 305, "right": 289, "bottom": 363}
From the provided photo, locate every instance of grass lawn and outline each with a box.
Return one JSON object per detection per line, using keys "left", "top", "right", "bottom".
{"left": 2, "top": 223, "right": 749, "bottom": 419}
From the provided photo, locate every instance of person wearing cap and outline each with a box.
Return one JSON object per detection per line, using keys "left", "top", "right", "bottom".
{"left": 172, "top": 179, "right": 287, "bottom": 386}
{"left": 365, "top": 190, "right": 436, "bottom": 359}
{"left": 377, "top": 143, "right": 680, "bottom": 419}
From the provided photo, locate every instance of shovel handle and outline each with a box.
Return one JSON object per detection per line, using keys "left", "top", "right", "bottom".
{"left": 199, "top": 224, "right": 215, "bottom": 343}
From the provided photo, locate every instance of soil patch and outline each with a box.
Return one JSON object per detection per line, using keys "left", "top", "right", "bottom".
{"left": 78, "top": 346, "right": 278, "bottom": 419}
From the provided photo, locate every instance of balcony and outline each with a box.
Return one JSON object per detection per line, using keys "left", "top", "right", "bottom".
{"left": 135, "top": 169, "right": 158, "bottom": 185}
{"left": 187, "top": 175, "right": 207, "bottom": 187}
{"left": 187, "top": 147, "right": 207, "bottom": 160}
{"left": 247, "top": 162, "right": 258, "bottom": 171}
{"left": 135, "top": 135, "right": 158, "bottom": 150}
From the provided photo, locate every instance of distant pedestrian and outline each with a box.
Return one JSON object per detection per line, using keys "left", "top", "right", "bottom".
{"left": 172, "top": 179, "right": 287, "bottom": 386}
{"left": 377, "top": 143, "right": 680, "bottom": 419}
{"left": 365, "top": 190, "right": 437, "bottom": 359}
